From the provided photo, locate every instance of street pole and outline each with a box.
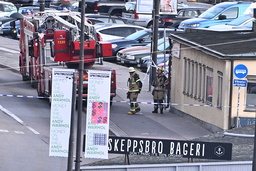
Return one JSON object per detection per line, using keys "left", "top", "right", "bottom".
{"left": 67, "top": 73, "right": 77, "bottom": 171}
{"left": 236, "top": 87, "right": 240, "bottom": 128}
{"left": 39, "top": 0, "right": 45, "bottom": 12}
{"left": 151, "top": 0, "right": 160, "bottom": 82}
{"left": 75, "top": 0, "right": 85, "bottom": 170}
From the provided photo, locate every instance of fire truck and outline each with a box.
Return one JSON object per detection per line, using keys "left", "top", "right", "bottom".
{"left": 19, "top": 11, "right": 116, "bottom": 104}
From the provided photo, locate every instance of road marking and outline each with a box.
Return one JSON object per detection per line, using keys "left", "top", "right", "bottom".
{"left": 0, "top": 47, "right": 19, "bottom": 54}
{"left": 110, "top": 120, "right": 128, "bottom": 137}
{"left": 0, "top": 105, "right": 40, "bottom": 135}
{"left": 14, "top": 131, "right": 25, "bottom": 134}
{"left": 0, "top": 129, "right": 9, "bottom": 133}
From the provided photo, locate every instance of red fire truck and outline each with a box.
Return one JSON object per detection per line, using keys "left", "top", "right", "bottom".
{"left": 19, "top": 12, "right": 116, "bottom": 104}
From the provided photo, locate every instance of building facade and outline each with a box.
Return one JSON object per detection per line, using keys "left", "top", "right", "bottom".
{"left": 169, "top": 30, "right": 256, "bottom": 131}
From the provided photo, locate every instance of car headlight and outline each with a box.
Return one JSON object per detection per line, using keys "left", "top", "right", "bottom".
{"left": 188, "top": 23, "right": 200, "bottom": 28}
{"left": 126, "top": 55, "right": 135, "bottom": 60}
{"left": 112, "top": 44, "right": 118, "bottom": 48}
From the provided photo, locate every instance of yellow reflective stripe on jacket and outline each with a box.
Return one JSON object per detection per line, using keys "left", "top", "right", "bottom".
{"left": 129, "top": 90, "right": 139, "bottom": 92}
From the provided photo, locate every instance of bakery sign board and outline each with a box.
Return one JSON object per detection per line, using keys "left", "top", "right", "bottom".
{"left": 108, "top": 136, "right": 232, "bottom": 160}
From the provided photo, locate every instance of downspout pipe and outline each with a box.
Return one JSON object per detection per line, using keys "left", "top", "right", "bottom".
{"left": 229, "top": 60, "right": 234, "bottom": 129}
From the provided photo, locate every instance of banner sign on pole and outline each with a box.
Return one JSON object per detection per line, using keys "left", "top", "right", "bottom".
{"left": 233, "top": 79, "right": 247, "bottom": 87}
{"left": 136, "top": 0, "right": 178, "bottom": 14}
{"left": 49, "top": 68, "right": 74, "bottom": 157}
{"left": 85, "top": 70, "right": 111, "bottom": 159}
{"left": 108, "top": 136, "right": 232, "bottom": 160}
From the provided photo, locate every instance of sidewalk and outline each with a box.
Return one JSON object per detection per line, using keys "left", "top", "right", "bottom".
{"left": 0, "top": 37, "right": 211, "bottom": 140}
{"left": 104, "top": 61, "right": 212, "bottom": 139}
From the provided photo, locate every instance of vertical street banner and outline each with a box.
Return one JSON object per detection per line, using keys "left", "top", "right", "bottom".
{"left": 49, "top": 68, "right": 74, "bottom": 157}
{"left": 85, "top": 70, "right": 111, "bottom": 159}
{"left": 160, "top": 0, "right": 178, "bottom": 14}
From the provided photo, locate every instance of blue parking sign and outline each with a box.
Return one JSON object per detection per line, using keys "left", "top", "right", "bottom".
{"left": 234, "top": 64, "right": 248, "bottom": 79}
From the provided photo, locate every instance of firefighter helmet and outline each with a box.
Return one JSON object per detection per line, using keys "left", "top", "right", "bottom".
{"left": 157, "top": 67, "right": 163, "bottom": 71}
{"left": 128, "top": 67, "right": 135, "bottom": 72}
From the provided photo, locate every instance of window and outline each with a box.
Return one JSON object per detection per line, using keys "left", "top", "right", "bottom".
{"left": 206, "top": 67, "right": 213, "bottom": 104}
{"left": 99, "top": 28, "right": 115, "bottom": 35}
{"left": 190, "top": 60, "right": 194, "bottom": 97}
{"left": 3, "top": 4, "right": 17, "bottom": 12}
{"left": 201, "top": 65, "right": 206, "bottom": 103}
{"left": 140, "top": 33, "right": 151, "bottom": 42}
{"left": 246, "top": 76, "right": 256, "bottom": 110}
{"left": 198, "top": 63, "right": 202, "bottom": 101}
{"left": 177, "top": 10, "right": 185, "bottom": 17}
{"left": 183, "top": 57, "right": 187, "bottom": 94}
{"left": 187, "top": 10, "right": 198, "bottom": 17}
{"left": 187, "top": 59, "right": 191, "bottom": 96}
{"left": 221, "top": 7, "right": 238, "bottom": 19}
{"left": 100, "top": 27, "right": 136, "bottom": 37}
{"left": 217, "top": 71, "right": 223, "bottom": 109}
{"left": 194, "top": 62, "right": 198, "bottom": 99}
{"left": 182, "top": 58, "right": 215, "bottom": 106}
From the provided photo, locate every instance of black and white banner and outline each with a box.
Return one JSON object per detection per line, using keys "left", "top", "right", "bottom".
{"left": 108, "top": 136, "right": 232, "bottom": 160}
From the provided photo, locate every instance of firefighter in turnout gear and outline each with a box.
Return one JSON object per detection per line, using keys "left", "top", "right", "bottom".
{"left": 152, "top": 67, "right": 168, "bottom": 114}
{"left": 127, "top": 67, "right": 142, "bottom": 115}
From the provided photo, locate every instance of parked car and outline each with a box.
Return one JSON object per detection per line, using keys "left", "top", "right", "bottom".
{"left": 116, "top": 44, "right": 151, "bottom": 63}
{"left": 0, "top": 12, "right": 21, "bottom": 26}
{"left": 108, "top": 28, "right": 181, "bottom": 61}
{"left": 77, "top": 0, "right": 126, "bottom": 16}
{"left": 117, "top": 37, "right": 170, "bottom": 66}
{"left": 207, "top": 14, "right": 254, "bottom": 31}
{"left": 18, "top": 6, "right": 58, "bottom": 14}
{"left": 95, "top": 23, "right": 145, "bottom": 41}
{"left": 122, "top": 1, "right": 153, "bottom": 28}
{"left": 160, "top": 7, "right": 208, "bottom": 28}
{"left": 137, "top": 55, "right": 168, "bottom": 72}
{"left": 0, "top": 1, "right": 17, "bottom": 18}
{"left": 179, "top": 2, "right": 252, "bottom": 29}
{"left": 0, "top": 19, "right": 20, "bottom": 39}
{"left": 85, "top": 14, "right": 128, "bottom": 24}
{"left": 0, "top": 7, "right": 68, "bottom": 39}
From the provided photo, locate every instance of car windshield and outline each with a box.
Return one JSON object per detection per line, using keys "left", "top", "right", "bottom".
{"left": 199, "top": 6, "right": 225, "bottom": 19}
{"left": 3, "top": 11, "right": 16, "bottom": 17}
{"left": 125, "top": 30, "right": 148, "bottom": 40}
{"left": 226, "top": 15, "right": 252, "bottom": 26}
{"left": 157, "top": 39, "right": 170, "bottom": 51}
{"left": 145, "top": 37, "right": 168, "bottom": 47}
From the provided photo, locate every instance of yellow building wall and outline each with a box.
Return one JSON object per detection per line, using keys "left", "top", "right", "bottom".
{"left": 171, "top": 43, "right": 232, "bottom": 130}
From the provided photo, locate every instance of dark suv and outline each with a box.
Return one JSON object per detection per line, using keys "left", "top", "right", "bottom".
{"left": 160, "top": 7, "right": 208, "bottom": 28}
{"left": 83, "top": 0, "right": 127, "bottom": 16}
{"left": 107, "top": 28, "right": 182, "bottom": 62}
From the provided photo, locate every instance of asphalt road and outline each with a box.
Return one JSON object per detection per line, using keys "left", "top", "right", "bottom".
{"left": 1, "top": 36, "right": 253, "bottom": 169}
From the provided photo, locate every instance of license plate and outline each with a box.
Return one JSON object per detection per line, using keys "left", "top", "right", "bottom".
{"left": 121, "top": 60, "right": 124, "bottom": 63}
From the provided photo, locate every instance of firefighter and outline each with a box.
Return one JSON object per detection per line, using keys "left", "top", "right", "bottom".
{"left": 152, "top": 67, "right": 168, "bottom": 114}
{"left": 127, "top": 67, "right": 142, "bottom": 115}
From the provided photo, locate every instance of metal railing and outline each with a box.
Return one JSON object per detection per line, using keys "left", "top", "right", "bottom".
{"left": 81, "top": 161, "right": 252, "bottom": 171}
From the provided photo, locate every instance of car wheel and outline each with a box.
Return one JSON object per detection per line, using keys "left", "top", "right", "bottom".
{"left": 147, "top": 21, "right": 153, "bottom": 28}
